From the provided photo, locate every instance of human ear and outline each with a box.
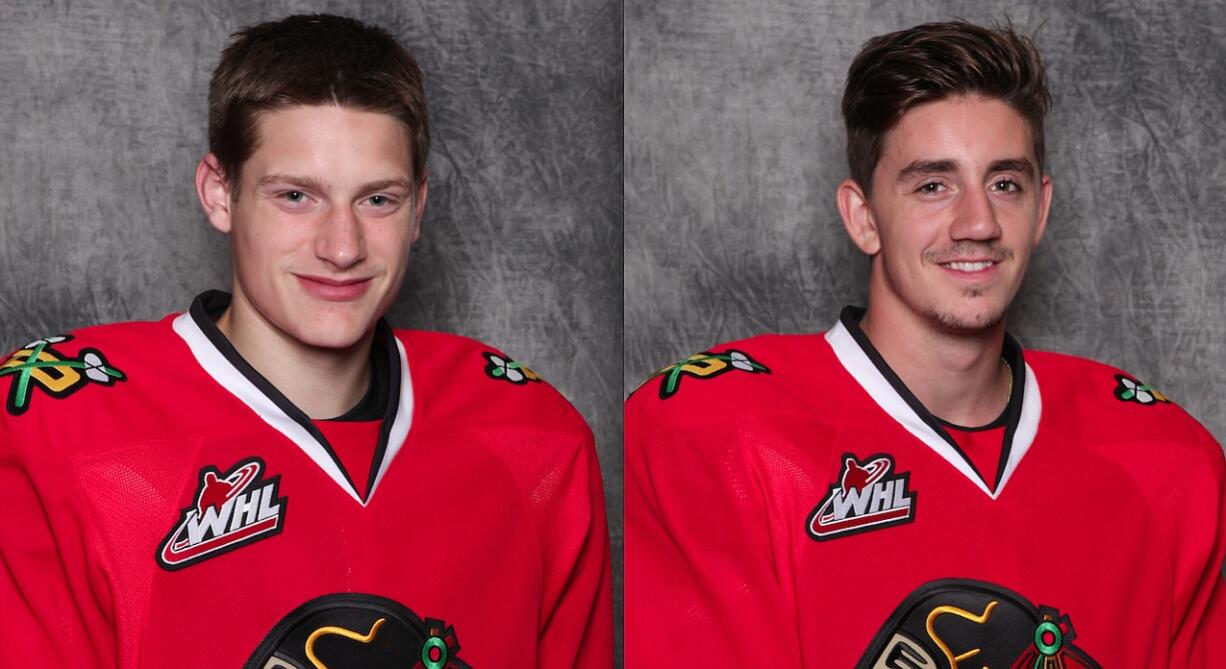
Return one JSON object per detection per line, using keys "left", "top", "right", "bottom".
{"left": 410, "top": 172, "right": 429, "bottom": 244}
{"left": 1033, "top": 174, "right": 1053, "bottom": 246}
{"left": 195, "top": 153, "right": 234, "bottom": 234}
{"left": 836, "top": 178, "right": 880, "bottom": 255}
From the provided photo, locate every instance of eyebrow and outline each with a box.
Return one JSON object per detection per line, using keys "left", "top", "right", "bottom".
{"left": 896, "top": 159, "right": 957, "bottom": 183}
{"left": 986, "top": 158, "right": 1036, "bottom": 178}
{"left": 895, "top": 157, "right": 1036, "bottom": 183}
{"left": 256, "top": 174, "right": 330, "bottom": 193}
{"left": 358, "top": 178, "right": 416, "bottom": 193}
{"left": 255, "top": 174, "right": 414, "bottom": 193}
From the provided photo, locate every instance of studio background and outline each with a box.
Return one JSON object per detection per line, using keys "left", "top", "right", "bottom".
{"left": 626, "top": 1, "right": 1226, "bottom": 455}
{"left": 0, "top": 0, "right": 623, "bottom": 661}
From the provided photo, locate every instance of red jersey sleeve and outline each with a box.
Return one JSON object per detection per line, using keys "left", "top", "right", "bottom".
{"left": 625, "top": 395, "right": 802, "bottom": 666}
{"left": 1172, "top": 428, "right": 1226, "bottom": 665}
{"left": 534, "top": 428, "right": 613, "bottom": 668}
{"left": 0, "top": 436, "right": 117, "bottom": 666}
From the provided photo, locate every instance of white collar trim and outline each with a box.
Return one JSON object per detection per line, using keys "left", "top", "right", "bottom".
{"left": 824, "top": 319, "right": 1041, "bottom": 499}
{"left": 172, "top": 312, "right": 413, "bottom": 506}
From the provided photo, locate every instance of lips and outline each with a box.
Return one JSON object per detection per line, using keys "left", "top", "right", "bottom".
{"left": 294, "top": 274, "right": 374, "bottom": 301}
{"left": 941, "top": 260, "right": 997, "bottom": 272}
{"left": 928, "top": 242, "right": 1013, "bottom": 275}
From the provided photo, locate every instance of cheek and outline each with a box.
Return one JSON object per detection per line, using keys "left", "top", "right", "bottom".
{"left": 369, "top": 220, "right": 416, "bottom": 262}
{"left": 880, "top": 212, "right": 942, "bottom": 266}
{"left": 253, "top": 202, "right": 319, "bottom": 239}
{"left": 1002, "top": 206, "right": 1042, "bottom": 248}
{"left": 230, "top": 211, "right": 313, "bottom": 276}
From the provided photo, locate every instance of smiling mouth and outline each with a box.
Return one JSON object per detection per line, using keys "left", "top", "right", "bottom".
{"left": 294, "top": 274, "right": 374, "bottom": 301}
{"left": 297, "top": 275, "right": 370, "bottom": 286}
{"left": 940, "top": 260, "right": 997, "bottom": 272}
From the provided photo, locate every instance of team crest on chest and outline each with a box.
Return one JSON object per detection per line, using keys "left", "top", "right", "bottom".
{"left": 246, "top": 593, "right": 470, "bottom": 669}
{"left": 0, "top": 335, "right": 126, "bottom": 415}
{"left": 806, "top": 453, "right": 916, "bottom": 541}
{"left": 157, "top": 457, "right": 287, "bottom": 571}
{"left": 856, "top": 578, "right": 1100, "bottom": 668}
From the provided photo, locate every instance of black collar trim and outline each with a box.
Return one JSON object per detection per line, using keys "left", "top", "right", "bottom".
{"left": 183, "top": 290, "right": 406, "bottom": 504}
{"left": 833, "top": 306, "right": 1033, "bottom": 496}
{"left": 327, "top": 331, "right": 390, "bottom": 422}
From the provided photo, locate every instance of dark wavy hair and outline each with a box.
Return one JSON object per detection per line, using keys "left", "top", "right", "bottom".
{"left": 208, "top": 14, "right": 430, "bottom": 196}
{"left": 842, "top": 20, "right": 1051, "bottom": 194}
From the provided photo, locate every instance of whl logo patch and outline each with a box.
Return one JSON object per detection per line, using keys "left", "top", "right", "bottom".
{"left": 157, "top": 457, "right": 286, "bottom": 571}
{"left": 806, "top": 453, "right": 915, "bottom": 541}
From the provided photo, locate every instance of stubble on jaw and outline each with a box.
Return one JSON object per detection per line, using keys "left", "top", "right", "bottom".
{"left": 919, "top": 241, "right": 1015, "bottom": 332}
{"left": 926, "top": 294, "right": 1008, "bottom": 333}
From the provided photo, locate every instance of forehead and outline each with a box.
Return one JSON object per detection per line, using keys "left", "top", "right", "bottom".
{"left": 879, "top": 95, "right": 1035, "bottom": 171}
{"left": 244, "top": 104, "right": 414, "bottom": 180}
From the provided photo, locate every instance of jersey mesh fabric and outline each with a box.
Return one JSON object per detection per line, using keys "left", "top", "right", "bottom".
{"left": 0, "top": 301, "right": 612, "bottom": 668}
{"left": 626, "top": 324, "right": 1226, "bottom": 667}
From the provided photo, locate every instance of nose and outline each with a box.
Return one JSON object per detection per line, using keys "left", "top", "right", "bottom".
{"left": 948, "top": 188, "right": 1002, "bottom": 242}
{"left": 314, "top": 204, "right": 366, "bottom": 269}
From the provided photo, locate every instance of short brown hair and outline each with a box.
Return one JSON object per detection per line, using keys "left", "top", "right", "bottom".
{"left": 208, "top": 14, "right": 430, "bottom": 195}
{"left": 842, "top": 21, "right": 1051, "bottom": 194}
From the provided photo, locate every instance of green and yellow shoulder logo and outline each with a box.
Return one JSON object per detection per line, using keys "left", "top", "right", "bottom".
{"left": 483, "top": 351, "right": 542, "bottom": 385}
{"left": 1112, "top": 373, "right": 1169, "bottom": 406}
{"left": 650, "top": 349, "right": 769, "bottom": 400}
{"left": 0, "top": 336, "right": 126, "bottom": 416}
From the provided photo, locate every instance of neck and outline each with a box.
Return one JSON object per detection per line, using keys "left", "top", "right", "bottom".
{"left": 859, "top": 297, "right": 1011, "bottom": 428}
{"left": 217, "top": 290, "right": 373, "bottom": 420}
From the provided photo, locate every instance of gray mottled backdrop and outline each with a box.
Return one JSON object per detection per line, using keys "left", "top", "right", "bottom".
{"left": 626, "top": 1, "right": 1226, "bottom": 454}
{"left": 0, "top": 0, "right": 623, "bottom": 661}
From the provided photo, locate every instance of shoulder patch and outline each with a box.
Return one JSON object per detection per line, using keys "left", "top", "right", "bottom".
{"left": 650, "top": 349, "right": 769, "bottom": 399}
{"left": 0, "top": 335, "right": 126, "bottom": 415}
{"left": 482, "top": 351, "right": 542, "bottom": 385}
{"left": 1112, "top": 373, "right": 1169, "bottom": 406}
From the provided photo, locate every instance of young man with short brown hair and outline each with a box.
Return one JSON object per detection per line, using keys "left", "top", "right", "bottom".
{"left": 1, "top": 14, "right": 611, "bottom": 667}
{"left": 627, "top": 20, "right": 1225, "bottom": 666}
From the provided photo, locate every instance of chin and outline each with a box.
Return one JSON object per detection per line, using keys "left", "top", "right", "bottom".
{"left": 290, "top": 293, "right": 388, "bottom": 346}
{"left": 283, "top": 316, "right": 373, "bottom": 351}
{"left": 926, "top": 301, "right": 1008, "bottom": 333}
{"left": 295, "top": 330, "right": 370, "bottom": 351}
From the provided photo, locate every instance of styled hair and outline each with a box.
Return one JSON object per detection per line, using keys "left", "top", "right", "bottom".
{"left": 208, "top": 14, "right": 430, "bottom": 195}
{"left": 841, "top": 20, "right": 1051, "bottom": 194}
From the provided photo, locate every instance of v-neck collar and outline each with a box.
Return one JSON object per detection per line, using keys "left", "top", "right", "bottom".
{"left": 824, "top": 306, "right": 1042, "bottom": 499}
{"left": 171, "top": 290, "right": 414, "bottom": 506}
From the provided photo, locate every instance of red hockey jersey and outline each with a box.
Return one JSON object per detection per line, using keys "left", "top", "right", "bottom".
{"left": 626, "top": 307, "right": 1226, "bottom": 667}
{"left": 0, "top": 292, "right": 611, "bottom": 668}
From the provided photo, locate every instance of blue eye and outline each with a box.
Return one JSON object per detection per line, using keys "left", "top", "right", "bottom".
{"left": 284, "top": 191, "right": 305, "bottom": 202}
{"left": 369, "top": 195, "right": 388, "bottom": 206}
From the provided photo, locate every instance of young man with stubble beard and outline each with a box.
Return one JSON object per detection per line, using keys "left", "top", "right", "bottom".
{"left": 0, "top": 14, "right": 611, "bottom": 668}
{"left": 626, "top": 21, "right": 1226, "bottom": 666}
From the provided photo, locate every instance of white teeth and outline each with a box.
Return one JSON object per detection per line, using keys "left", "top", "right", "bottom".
{"left": 944, "top": 261, "right": 994, "bottom": 272}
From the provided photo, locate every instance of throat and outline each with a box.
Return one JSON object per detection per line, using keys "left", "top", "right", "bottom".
{"left": 926, "top": 357, "right": 1013, "bottom": 428}
{"left": 860, "top": 307, "right": 1012, "bottom": 427}
{"left": 216, "top": 301, "right": 377, "bottom": 420}
{"left": 233, "top": 336, "right": 372, "bottom": 419}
